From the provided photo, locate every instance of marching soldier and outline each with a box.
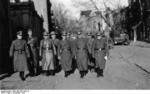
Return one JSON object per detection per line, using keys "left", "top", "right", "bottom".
{"left": 58, "top": 32, "right": 72, "bottom": 77}
{"left": 87, "top": 33, "right": 95, "bottom": 72}
{"left": 70, "top": 33, "right": 77, "bottom": 71}
{"left": 92, "top": 32, "right": 109, "bottom": 77}
{"left": 50, "top": 31, "right": 60, "bottom": 73}
{"left": 27, "top": 29, "right": 39, "bottom": 76}
{"left": 9, "top": 31, "right": 30, "bottom": 81}
{"left": 75, "top": 31, "right": 88, "bottom": 78}
{"left": 39, "top": 32, "right": 56, "bottom": 76}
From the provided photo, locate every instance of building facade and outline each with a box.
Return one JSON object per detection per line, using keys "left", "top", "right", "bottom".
{"left": 79, "top": 10, "right": 103, "bottom": 34}
{"left": 32, "top": 0, "right": 52, "bottom": 32}
{"left": 128, "top": 0, "right": 150, "bottom": 40}
{"left": 9, "top": 0, "right": 44, "bottom": 40}
{"left": 0, "top": 0, "right": 12, "bottom": 74}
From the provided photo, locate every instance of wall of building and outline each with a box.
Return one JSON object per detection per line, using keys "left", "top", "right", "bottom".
{"left": 0, "top": 0, "right": 13, "bottom": 74}
{"left": 32, "top": 0, "right": 49, "bottom": 32}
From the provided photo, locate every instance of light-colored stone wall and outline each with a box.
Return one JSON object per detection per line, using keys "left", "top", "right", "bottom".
{"left": 32, "top": 0, "right": 49, "bottom": 32}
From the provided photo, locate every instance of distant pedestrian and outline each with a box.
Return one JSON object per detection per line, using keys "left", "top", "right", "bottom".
{"left": 9, "top": 31, "right": 30, "bottom": 81}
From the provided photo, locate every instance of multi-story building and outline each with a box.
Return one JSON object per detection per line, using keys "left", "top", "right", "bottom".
{"left": 32, "top": 0, "right": 52, "bottom": 32}
{"left": 79, "top": 10, "right": 103, "bottom": 34}
{"left": 9, "top": 0, "right": 44, "bottom": 39}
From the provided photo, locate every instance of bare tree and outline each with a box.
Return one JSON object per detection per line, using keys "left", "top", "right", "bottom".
{"left": 52, "top": 3, "right": 79, "bottom": 33}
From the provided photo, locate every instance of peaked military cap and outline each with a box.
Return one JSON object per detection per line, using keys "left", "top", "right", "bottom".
{"left": 62, "top": 32, "right": 67, "bottom": 36}
{"left": 96, "top": 32, "right": 103, "bottom": 36}
{"left": 16, "top": 31, "right": 23, "bottom": 36}
{"left": 50, "top": 31, "right": 56, "bottom": 35}
{"left": 77, "top": 31, "right": 82, "bottom": 35}
{"left": 43, "top": 31, "right": 49, "bottom": 36}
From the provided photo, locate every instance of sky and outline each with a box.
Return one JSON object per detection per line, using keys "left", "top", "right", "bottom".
{"left": 50, "top": 0, "right": 129, "bottom": 19}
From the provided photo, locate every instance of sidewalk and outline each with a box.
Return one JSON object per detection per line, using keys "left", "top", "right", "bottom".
{"left": 115, "top": 45, "right": 150, "bottom": 73}
{"left": 130, "top": 41, "right": 150, "bottom": 48}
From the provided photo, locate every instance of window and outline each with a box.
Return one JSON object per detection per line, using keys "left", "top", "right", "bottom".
{"left": 10, "top": 0, "right": 15, "bottom": 3}
{"left": 10, "top": 0, "right": 29, "bottom": 3}
{"left": 20, "top": 0, "right": 29, "bottom": 2}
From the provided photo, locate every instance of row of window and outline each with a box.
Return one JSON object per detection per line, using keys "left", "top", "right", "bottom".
{"left": 10, "top": 0, "right": 30, "bottom": 3}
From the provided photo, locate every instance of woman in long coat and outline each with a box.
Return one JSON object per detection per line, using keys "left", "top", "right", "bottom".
{"left": 58, "top": 32, "right": 72, "bottom": 77}
{"left": 75, "top": 32, "right": 88, "bottom": 78}
{"left": 39, "top": 32, "right": 56, "bottom": 76}
{"left": 9, "top": 31, "right": 30, "bottom": 81}
{"left": 92, "top": 32, "right": 108, "bottom": 77}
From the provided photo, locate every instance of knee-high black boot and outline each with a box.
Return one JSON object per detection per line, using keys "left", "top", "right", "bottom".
{"left": 97, "top": 69, "right": 103, "bottom": 77}
{"left": 19, "top": 71, "right": 25, "bottom": 81}
{"left": 51, "top": 70, "right": 55, "bottom": 76}
{"left": 49, "top": 70, "right": 55, "bottom": 76}
{"left": 83, "top": 71, "right": 88, "bottom": 76}
{"left": 96, "top": 68, "right": 101, "bottom": 77}
{"left": 65, "top": 71, "right": 69, "bottom": 78}
{"left": 80, "top": 71, "right": 84, "bottom": 78}
{"left": 100, "top": 69, "right": 104, "bottom": 77}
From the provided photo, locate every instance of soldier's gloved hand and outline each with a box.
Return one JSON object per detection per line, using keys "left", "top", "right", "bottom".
{"left": 104, "top": 56, "right": 108, "bottom": 60}
{"left": 74, "top": 56, "right": 76, "bottom": 59}
{"left": 58, "top": 56, "right": 61, "bottom": 60}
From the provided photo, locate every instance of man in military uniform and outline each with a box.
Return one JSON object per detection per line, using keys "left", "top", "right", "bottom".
{"left": 92, "top": 32, "right": 108, "bottom": 77}
{"left": 58, "top": 32, "right": 72, "bottom": 77}
{"left": 50, "top": 31, "right": 60, "bottom": 74}
{"left": 39, "top": 32, "right": 56, "bottom": 76}
{"left": 27, "top": 29, "right": 39, "bottom": 76}
{"left": 87, "top": 32, "right": 95, "bottom": 72}
{"left": 75, "top": 31, "right": 88, "bottom": 78}
{"left": 70, "top": 33, "right": 77, "bottom": 72}
{"left": 9, "top": 31, "right": 30, "bottom": 81}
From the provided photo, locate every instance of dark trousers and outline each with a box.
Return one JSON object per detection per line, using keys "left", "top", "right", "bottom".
{"left": 80, "top": 70, "right": 88, "bottom": 78}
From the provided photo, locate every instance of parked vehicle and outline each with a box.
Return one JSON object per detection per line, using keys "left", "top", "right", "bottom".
{"left": 114, "top": 33, "right": 130, "bottom": 45}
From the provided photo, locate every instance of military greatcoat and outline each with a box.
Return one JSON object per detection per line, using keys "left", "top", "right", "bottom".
{"left": 39, "top": 39, "right": 56, "bottom": 71}
{"left": 92, "top": 37, "right": 108, "bottom": 69}
{"left": 75, "top": 38, "right": 88, "bottom": 71}
{"left": 58, "top": 39, "right": 72, "bottom": 72}
{"left": 9, "top": 39, "right": 30, "bottom": 72}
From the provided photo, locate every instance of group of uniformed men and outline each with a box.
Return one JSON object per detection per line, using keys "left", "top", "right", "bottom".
{"left": 9, "top": 29, "right": 109, "bottom": 81}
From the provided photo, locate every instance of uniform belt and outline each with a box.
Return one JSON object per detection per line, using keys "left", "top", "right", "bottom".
{"left": 15, "top": 49, "right": 25, "bottom": 54}
{"left": 77, "top": 48, "right": 86, "bottom": 50}
{"left": 95, "top": 48, "right": 105, "bottom": 51}
{"left": 62, "top": 49, "right": 70, "bottom": 51}
{"left": 43, "top": 47, "right": 52, "bottom": 50}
